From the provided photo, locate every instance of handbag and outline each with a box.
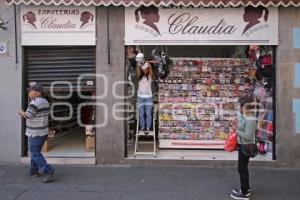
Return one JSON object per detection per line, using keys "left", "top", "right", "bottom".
{"left": 224, "top": 132, "right": 237, "bottom": 152}
{"left": 239, "top": 136, "right": 258, "bottom": 158}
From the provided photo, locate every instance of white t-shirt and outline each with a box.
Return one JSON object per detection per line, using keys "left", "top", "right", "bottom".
{"left": 138, "top": 76, "right": 153, "bottom": 98}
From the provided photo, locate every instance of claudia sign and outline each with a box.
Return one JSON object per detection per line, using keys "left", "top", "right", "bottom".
{"left": 21, "top": 6, "right": 95, "bottom": 45}
{"left": 125, "top": 6, "right": 278, "bottom": 45}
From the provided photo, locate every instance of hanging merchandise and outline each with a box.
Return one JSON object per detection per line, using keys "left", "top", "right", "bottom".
{"left": 254, "top": 46, "right": 274, "bottom": 158}
{"left": 127, "top": 47, "right": 138, "bottom": 82}
{"left": 127, "top": 57, "right": 137, "bottom": 82}
{"left": 256, "top": 97, "right": 274, "bottom": 158}
{"left": 255, "top": 46, "right": 273, "bottom": 79}
{"left": 151, "top": 47, "right": 172, "bottom": 80}
{"left": 136, "top": 52, "right": 146, "bottom": 66}
{"left": 257, "top": 65, "right": 273, "bottom": 79}
{"left": 261, "top": 55, "right": 272, "bottom": 66}
{"left": 254, "top": 83, "right": 266, "bottom": 101}
{"left": 159, "top": 51, "right": 172, "bottom": 79}
{"left": 158, "top": 58, "right": 256, "bottom": 149}
{"left": 247, "top": 45, "right": 259, "bottom": 62}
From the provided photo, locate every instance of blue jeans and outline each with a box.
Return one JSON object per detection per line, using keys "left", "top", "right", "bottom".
{"left": 138, "top": 97, "right": 153, "bottom": 129}
{"left": 28, "top": 135, "right": 54, "bottom": 174}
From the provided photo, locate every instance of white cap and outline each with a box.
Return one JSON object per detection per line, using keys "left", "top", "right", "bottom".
{"left": 142, "top": 62, "right": 150, "bottom": 70}
{"left": 136, "top": 53, "right": 145, "bottom": 63}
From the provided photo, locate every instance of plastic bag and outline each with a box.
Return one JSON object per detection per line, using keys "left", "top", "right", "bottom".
{"left": 224, "top": 132, "right": 237, "bottom": 152}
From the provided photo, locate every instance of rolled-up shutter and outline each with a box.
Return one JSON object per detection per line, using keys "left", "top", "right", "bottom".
{"left": 25, "top": 46, "right": 96, "bottom": 92}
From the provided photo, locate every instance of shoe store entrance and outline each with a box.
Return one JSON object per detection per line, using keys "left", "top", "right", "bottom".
{"left": 23, "top": 46, "right": 96, "bottom": 162}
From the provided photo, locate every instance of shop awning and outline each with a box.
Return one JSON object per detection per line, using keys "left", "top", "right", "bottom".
{"left": 5, "top": 0, "right": 300, "bottom": 7}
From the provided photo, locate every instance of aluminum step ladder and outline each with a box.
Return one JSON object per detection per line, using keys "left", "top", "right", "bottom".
{"left": 134, "top": 104, "right": 158, "bottom": 158}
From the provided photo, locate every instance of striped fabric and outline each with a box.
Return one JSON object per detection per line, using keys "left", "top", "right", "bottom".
{"left": 25, "top": 97, "right": 50, "bottom": 137}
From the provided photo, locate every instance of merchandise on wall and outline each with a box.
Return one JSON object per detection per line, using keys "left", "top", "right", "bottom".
{"left": 252, "top": 46, "right": 275, "bottom": 158}
{"left": 256, "top": 97, "right": 273, "bottom": 158}
{"left": 125, "top": 45, "right": 276, "bottom": 160}
{"left": 158, "top": 58, "right": 256, "bottom": 149}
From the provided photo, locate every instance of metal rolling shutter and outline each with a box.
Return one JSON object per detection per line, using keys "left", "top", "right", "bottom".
{"left": 25, "top": 46, "right": 96, "bottom": 92}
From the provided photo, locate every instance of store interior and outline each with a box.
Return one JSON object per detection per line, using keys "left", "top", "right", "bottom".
{"left": 125, "top": 45, "right": 275, "bottom": 161}
{"left": 44, "top": 91, "right": 96, "bottom": 158}
{"left": 25, "top": 91, "right": 96, "bottom": 158}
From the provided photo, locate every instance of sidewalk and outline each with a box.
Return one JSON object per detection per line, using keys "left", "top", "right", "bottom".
{"left": 0, "top": 164, "right": 299, "bottom": 200}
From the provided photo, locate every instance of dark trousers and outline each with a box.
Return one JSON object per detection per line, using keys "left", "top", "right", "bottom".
{"left": 28, "top": 135, "right": 54, "bottom": 174}
{"left": 238, "top": 146, "right": 250, "bottom": 194}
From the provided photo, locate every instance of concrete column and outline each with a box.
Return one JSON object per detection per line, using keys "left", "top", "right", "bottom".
{"left": 277, "top": 7, "right": 300, "bottom": 167}
{"left": 0, "top": 4, "right": 22, "bottom": 163}
{"left": 95, "top": 6, "right": 125, "bottom": 164}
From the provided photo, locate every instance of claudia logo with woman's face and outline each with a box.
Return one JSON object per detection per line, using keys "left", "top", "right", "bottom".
{"left": 80, "top": 11, "right": 94, "bottom": 29}
{"left": 23, "top": 11, "right": 37, "bottom": 29}
{"left": 242, "top": 6, "right": 269, "bottom": 35}
{"left": 135, "top": 5, "right": 161, "bottom": 35}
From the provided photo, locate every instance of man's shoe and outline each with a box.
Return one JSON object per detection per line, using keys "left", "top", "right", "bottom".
{"left": 30, "top": 170, "right": 41, "bottom": 177}
{"left": 230, "top": 190, "right": 250, "bottom": 200}
{"left": 43, "top": 171, "right": 55, "bottom": 183}
{"left": 232, "top": 188, "right": 251, "bottom": 197}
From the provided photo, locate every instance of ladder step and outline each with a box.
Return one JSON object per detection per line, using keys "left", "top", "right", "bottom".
{"left": 137, "top": 141, "right": 155, "bottom": 144}
{"left": 137, "top": 133, "right": 154, "bottom": 136}
{"left": 135, "top": 152, "right": 156, "bottom": 155}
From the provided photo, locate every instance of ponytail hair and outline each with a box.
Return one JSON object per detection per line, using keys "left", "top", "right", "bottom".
{"left": 135, "top": 5, "right": 159, "bottom": 22}
{"left": 244, "top": 6, "right": 269, "bottom": 22}
{"left": 135, "top": 8, "right": 141, "bottom": 22}
{"left": 81, "top": 11, "right": 94, "bottom": 22}
{"left": 23, "top": 12, "right": 34, "bottom": 22}
{"left": 90, "top": 13, "right": 94, "bottom": 21}
{"left": 263, "top": 7, "right": 269, "bottom": 21}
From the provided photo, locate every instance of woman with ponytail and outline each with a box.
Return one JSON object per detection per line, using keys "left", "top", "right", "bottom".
{"left": 242, "top": 6, "right": 269, "bottom": 35}
{"left": 80, "top": 11, "right": 94, "bottom": 28}
{"left": 135, "top": 5, "right": 161, "bottom": 35}
{"left": 23, "top": 12, "right": 37, "bottom": 29}
{"left": 136, "top": 61, "right": 154, "bottom": 133}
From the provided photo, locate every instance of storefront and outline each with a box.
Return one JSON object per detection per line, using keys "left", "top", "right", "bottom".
{"left": 21, "top": 5, "right": 97, "bottom": 160}
{"left": 2, "top": 0, "right": 300, "bottom": 167}
{"left": 124, "top": 6, "right": 277, "bottom": 160}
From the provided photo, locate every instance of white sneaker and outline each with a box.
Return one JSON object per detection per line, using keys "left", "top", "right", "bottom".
{"left": 230, "top": 190, "right": 249, "bottom": 200}
{"left": 138, "top": 129, "right": 146, "bottom": 135}
{"left": 232, "top": 188, "right": 251, "bottom": 197}
{"left": 147, "top": 131, "right": 154, "bottom": 136}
